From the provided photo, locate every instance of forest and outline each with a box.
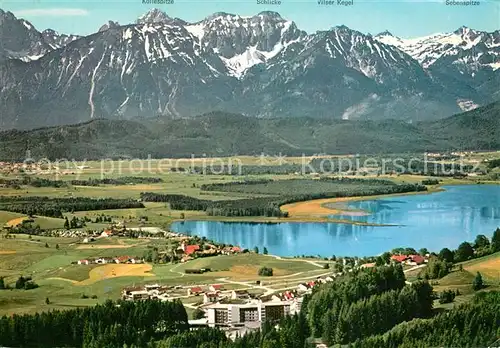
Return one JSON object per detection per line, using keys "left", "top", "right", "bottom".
{"left": 139, "top": 192, "right": 286, "bottom": 217}
{"left": 141, "top": 178, "right": 426, "bottom": 217}
{"left": 0, "top": 300, "right": 188, "bottom": 348}
{"left": 0, "top": 196, "right": 144, "bottom": 218}
{"left": 350, "top": 291, "right": 500, "bottom": 348}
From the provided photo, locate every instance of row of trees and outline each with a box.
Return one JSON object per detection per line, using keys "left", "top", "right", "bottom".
{"left": 0, "top": 196, "right": 144, "bottom": 218}
{"left": 0, "top": 176, "right": 163, "bottom": 189}
{"left": 0, "top": 300, "right": 188, "bottom": 348}
{"left": 70, "top": 177, "right": 163, "bottom": 186}
{"left": 0, "top": 177, "right": 66, "bottom": 189}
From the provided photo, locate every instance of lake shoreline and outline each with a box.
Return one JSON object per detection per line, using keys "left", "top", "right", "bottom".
{"left": 175, "top": 215, "right": 397, "bottom": 226}
{"left": 173, "top": 183, "right": 500, "bottom": 226}
{"left": 171, "top": 185, "right": 500, "bottom": 257}
{"left": 174, "top": 187, "right": 443, "bottom": 226}
{"left": 279, "top": 186, "right": 445, "bottom": 220}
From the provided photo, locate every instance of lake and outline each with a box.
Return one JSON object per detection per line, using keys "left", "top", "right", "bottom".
{"left": 170, "top": 185, "right": 500, "bottom": 257}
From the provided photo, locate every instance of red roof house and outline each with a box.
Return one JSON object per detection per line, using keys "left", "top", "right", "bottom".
{"left": 185, "top": 245, "right": 200, "bottom": 255}
{"left": 231, "top": 246, "right": 241, "bottom": 253}
{"left": 409, "top": 255, "right": 425, "bottom": 265}
{"left": 391, "top": 255, "right": 409, "bottom": 263}
{"left": 115, "top": 256, "right": 130, "bottom": 263}
{"left": 188, "top": 287, "right": 203, "bottom": 296}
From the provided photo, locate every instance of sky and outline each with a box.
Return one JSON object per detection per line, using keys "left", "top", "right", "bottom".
{"left": 1, "top": 0, "right": 499, "bottom": 38}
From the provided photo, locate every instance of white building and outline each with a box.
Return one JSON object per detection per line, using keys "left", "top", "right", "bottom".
{"left": 205, "top": 300, "right": 291, "bottom": 327}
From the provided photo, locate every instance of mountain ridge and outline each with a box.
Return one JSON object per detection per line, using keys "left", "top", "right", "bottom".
{"left": 0, "top": 101, "right": 498, "bottom": 161}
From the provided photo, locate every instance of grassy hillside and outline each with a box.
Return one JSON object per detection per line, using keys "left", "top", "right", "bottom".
{"left": 1, "top": 102, "right": 498, "bottom": 160}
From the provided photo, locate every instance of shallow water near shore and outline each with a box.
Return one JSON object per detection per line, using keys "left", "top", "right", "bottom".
{"left": 171, "top": 185, "right": 500, "bottom": 257}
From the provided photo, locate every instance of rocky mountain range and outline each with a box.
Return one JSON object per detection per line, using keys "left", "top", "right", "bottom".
{"left": 0, "top": 8, "right": 498, "bottom": 129}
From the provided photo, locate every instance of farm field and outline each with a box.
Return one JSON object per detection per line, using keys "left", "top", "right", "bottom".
{"left": 430, "top": 252, "right": 500, "bottom": 309}
{"left": 462, "top": 251, "right": 500, "bottom": 282}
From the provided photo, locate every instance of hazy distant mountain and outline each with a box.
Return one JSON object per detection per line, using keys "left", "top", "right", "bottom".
{"left": 0, "top": 8, "right": 498, "bottom": 129}
{"left": 1, "top": 101, "right": 498, "bottom": 161}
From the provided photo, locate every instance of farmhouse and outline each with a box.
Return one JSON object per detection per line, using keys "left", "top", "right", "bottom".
{"left": 114, "top": 256, "right": 130, "bottom": 263}
{"left": 297, "top": 280, "right": 317, "bottom": 293}
{"left": 209, "top": 284, "right": 224, "bottom": 292}
{"left": 188, "top": 287, "right": 204, "bottom": 296}
{"left": 78, "top": 260, "right": 90, "bottom": 265}
{"left": 391, "top": 255, "right": 409, "bottom": 263}
{"left": 128, "top": 290, "right": 150, "bottom": 301}
{"left": 101, "top": 229, "right": 113, "bottom": 238}
{"left": 360, "top": 262, "right": 376, "bottom": 269}
{"left": 407, "top": 254, "right": 426, "bottom": 265}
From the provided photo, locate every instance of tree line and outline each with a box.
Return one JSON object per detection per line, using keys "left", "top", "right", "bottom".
{"left": 0, "top": 176, "right": 163, "bottom": 189}
{"left": 0, "top": 299, "right": 188, "bottom": 348}
{"left": 70, "top": 177, "right": 163, "bottom": 186}
{"left": 0, "top": 196, "right": 144, "bottom": 218}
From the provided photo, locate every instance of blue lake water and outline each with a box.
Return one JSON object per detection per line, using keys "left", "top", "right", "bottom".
{"left": 170, "top": 185, "right": 500, "bottom": 257}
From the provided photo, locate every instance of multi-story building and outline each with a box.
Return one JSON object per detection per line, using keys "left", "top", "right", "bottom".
{"left": 205, "top": 300, "right": 291, "bottom": 327}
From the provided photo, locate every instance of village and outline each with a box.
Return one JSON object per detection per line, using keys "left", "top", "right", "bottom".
{"left": 115, "top": 247, "right": 430, "bottom": 338}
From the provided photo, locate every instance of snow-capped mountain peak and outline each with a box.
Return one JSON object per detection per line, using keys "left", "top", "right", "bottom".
{"left": 375, "top": 27, "right": 500, "bottom": 70}
{"left": 136, "top": 8, "right": 173, "bottom": 24}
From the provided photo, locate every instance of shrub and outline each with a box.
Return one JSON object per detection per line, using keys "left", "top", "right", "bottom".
{"left": 258, "top": 267, "right": 273, "bottom": 277}
{"left": 438, "top": 290, "right": 456, "bottom": 304}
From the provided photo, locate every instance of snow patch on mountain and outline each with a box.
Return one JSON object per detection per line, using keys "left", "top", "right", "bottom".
{"left": 375, "top": 27, "right": 500, "bottom": 69}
